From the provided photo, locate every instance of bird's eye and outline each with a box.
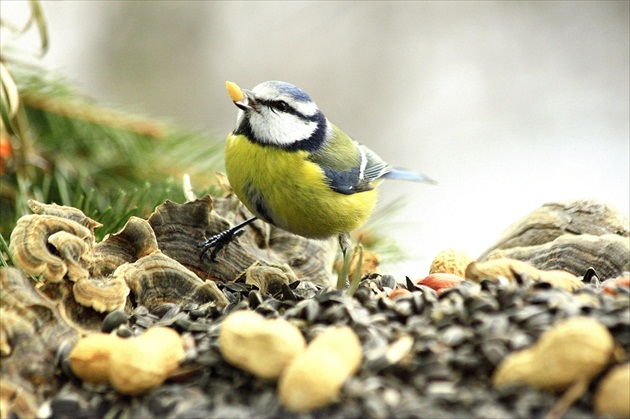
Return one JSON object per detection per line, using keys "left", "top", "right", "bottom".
{"left": 275, "top": 101, "right": 289, "bottom": 112}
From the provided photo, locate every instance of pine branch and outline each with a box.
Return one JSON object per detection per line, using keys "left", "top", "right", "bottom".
{"left": 20, "top": 92, "right": 165, "bottom": 138}
{"left": 1, "top": 73, "right": 224, "bottom": 240}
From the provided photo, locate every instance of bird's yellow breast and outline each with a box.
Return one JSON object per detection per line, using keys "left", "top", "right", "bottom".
{"left": 225, "top": 134, "right": 378, "bottom": 238}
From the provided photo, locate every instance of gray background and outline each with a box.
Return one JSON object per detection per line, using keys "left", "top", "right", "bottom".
{"left": 4, "top": 1, "right": 629, "bottom": 277}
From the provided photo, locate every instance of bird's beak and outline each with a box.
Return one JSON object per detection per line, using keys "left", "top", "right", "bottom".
{"left": 226, "top": 81, "right": 257, "bottom": 112}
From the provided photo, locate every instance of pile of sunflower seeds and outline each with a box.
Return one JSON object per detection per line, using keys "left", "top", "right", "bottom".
{"left": 45, "top": 274, "right": 629, "bottom": 419}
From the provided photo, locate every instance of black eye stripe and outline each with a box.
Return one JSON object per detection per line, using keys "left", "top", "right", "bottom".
{"left": 258, "top": 99, "right": 315, "bottom": 121}
{"left": 260, "top": 99, "right": 290, "bottom": 112}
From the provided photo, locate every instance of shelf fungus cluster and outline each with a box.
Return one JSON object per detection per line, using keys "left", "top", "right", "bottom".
{"left": 7, "top": 196, "right": 336, "bottom": 324}
{"left": 7, "top": 199, "right": 232, "bottom": 321}
{"left": 479, "top": 199, "right": 629, "bottom": 280}
{"left": 2, "top": 196, "right": 628, "bottom": 418}
{"left": 3, "top": 195, "right": 337, "bottom": 415}
{"left": 0, "top": 267, "right": 81, "bottom": 418}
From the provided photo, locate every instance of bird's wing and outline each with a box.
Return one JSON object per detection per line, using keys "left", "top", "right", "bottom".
{"left": 359, "top": 144, "right": 391, "bottom": 182}
{"left": 308, "top": 125, "right": 392, "bottom": 195}
{"left": 318, "top": 164, "right": 371, "bottom": 195}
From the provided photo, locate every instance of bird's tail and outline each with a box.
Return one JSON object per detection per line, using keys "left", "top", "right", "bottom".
{"left": 383, "top": 168, "right": 437, "bottom": 184}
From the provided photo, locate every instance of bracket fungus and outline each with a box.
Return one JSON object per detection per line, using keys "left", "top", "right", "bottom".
{"left": 239, "top": 262, "right": 299, "bottom": 295}
{"left": 8, "top": 199, "right": 233, "bottom": 322}
{"left": 114, "top": 252, "right": 229, "bottom": 311}
{"left": 89, "top": 216, "right": 160, "bottom": 277}
{"left": 27, "top": 199, "right": 103, "bottom": 233}
{"left": 72, "top": 276, "right": 130, "bottom": 313}
{"left": 148, "top": 195, "right": 336, "bottom": 285}
{"left": 480, "top": 200, "right": 629, "bottom": 280}
{"left": 1, "top": 268, "right": 79, "bottom": 416}
{"left": 9, "top": 215, "right": 93, "bottom": 282}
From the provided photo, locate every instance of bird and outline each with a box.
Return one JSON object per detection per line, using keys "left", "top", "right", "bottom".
{"left": 199, "top": 80, "right": 435, "bottom": 262}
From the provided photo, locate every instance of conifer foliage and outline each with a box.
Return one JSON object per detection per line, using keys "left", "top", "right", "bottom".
{"left": 1, "top": 1, "right": 223, "bottom": 244}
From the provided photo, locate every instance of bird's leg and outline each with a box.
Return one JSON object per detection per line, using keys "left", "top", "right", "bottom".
{"left": 338, "top": 232, "right": 352, "bottom": 288}
{"left": 198, "top": 217, "right": 258, "bottom": 261}
{"left": 338, "top": 232, "right": 352, "bottom": 260}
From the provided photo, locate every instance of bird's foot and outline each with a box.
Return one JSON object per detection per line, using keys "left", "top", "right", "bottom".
{"left": 198, "top": 226, "right": 245, "bottom": 261}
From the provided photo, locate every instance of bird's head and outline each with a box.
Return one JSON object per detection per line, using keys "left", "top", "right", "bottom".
{"left": 226, "top": 81, "right": 329, "bottom": 150}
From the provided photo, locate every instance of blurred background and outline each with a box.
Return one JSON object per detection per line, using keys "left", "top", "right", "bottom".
{"left": 3, "top": 1, "right": 629, "bottom": 277}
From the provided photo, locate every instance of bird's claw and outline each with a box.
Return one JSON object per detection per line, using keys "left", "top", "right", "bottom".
{"left": 198, "top": 227, "right": 245, "bottom": 261}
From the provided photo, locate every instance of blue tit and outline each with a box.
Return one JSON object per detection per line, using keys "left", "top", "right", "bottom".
{"left": 199, "top": 80, "right": 435, "bottom": 261}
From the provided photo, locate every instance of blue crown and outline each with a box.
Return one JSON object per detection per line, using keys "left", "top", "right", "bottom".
{"left": 266, "top": 81, "right": 313, "bottom": 103}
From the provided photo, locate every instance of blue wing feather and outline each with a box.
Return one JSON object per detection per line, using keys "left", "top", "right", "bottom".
{"left": 318, "top": 145, "right": 435, "bottom": 195}
{"left": 383, "top": 168, "right": 437, "bottom": 184}
{"left": 321, "top": 165, "right": 373, "bottom": 194}
{"left": 311, "top": 123, "right": 435, "bottom": 194}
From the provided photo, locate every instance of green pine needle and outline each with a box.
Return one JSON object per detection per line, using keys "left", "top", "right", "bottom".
{"left": 1, "top": 72, "right": 224, "bottom": 241}
{"left": 0, "top": 234, "right": 13, "bottom": 268}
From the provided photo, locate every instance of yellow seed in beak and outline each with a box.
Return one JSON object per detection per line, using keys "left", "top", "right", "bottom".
{"left": 226, "top": 81, "right": 244, "bottom": 102}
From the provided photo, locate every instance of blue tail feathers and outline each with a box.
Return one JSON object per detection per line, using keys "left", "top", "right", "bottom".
{"left": 383, "top": 168, "right": 437, "bottom": 184}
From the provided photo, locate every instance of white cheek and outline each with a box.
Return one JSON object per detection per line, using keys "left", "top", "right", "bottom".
{"left": 235, "top": 110, "right": 245, "bottom": 128}
{"left": 293, "top": 101, "right": 318, "bottom": 117}
{"left": 250, "top": 111, "right": 317, "bottom": 146}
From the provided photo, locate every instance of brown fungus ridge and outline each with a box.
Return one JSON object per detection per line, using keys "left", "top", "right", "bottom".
{"left": 238, "top": 262, "right": 298, "bottom": 295}
{"left": 27, "top": 199, "right": 103, "bottom": 234}
{"left": 113, "top": 252, "right": 229, "bottom": 312}
{"left": 37, "top": 279, "right": 109, "bottom": 332}
{"left": 148, "top": 195, "right": 335, "bottom": 285}
{"left": 480, "top": 199, "right": 630, "bottom": 280}
{"left": 47, "top": 230, "right": 91, "bottom": 282}
{"left": 9, "top": 206, "right": 130, "bottom": 323}
{"left": 90, "top": 216, "right": 160, "bottom": 277}
{"left": 485, "top": 234, "right": 630, "bottom": 281}
{"left": 0, "top": 268, "right": 80, "bottom": 417}
{"left": 9, "top": 214, "right": 93, "bottom": 282}
{"left": 73, "top": 276, "right": 130, "bottom": 313}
